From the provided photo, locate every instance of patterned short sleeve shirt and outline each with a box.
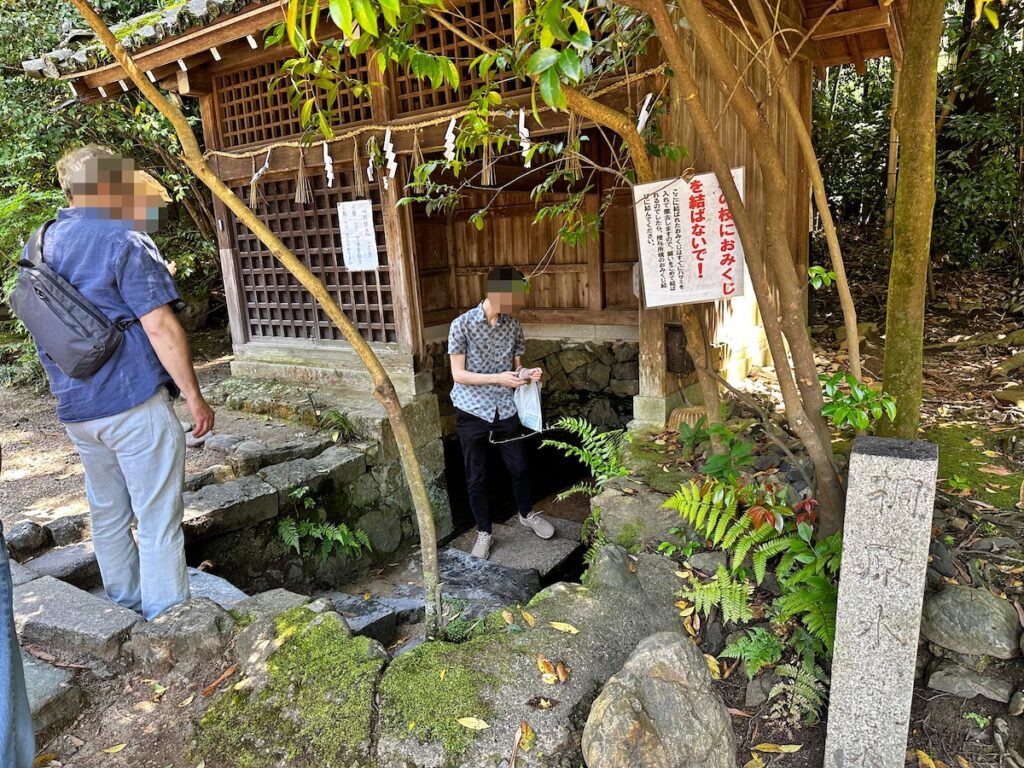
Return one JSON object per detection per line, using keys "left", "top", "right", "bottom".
{"left": 448, "top": 303, "right": 526, "bottom": 422}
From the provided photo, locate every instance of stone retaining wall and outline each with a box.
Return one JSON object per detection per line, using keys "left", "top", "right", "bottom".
{"left": 179, "top": 393, "right": 453, "bottom": 593}
{"left": 422, "top": 338, "right": 639, "bottom": 435}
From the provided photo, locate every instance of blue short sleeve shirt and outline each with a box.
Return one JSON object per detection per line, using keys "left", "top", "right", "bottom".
{"left": 448, "top": 303, "right": 526, "bottom": 422}
{"left": 26, "top": 207, "right": 183, "bottom": 423}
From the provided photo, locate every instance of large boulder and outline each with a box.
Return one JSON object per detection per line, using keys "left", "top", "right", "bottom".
{"left": 375, "top": 546, "right": 683, "bottom": 768}
{"left": 920, "top": 586, "right": 1021, "bottom": 659}
{"left": 582, "top": 632, "right": 736, "bottom": 768}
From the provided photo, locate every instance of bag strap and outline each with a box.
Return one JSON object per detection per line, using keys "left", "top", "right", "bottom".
{"left": 18, "top": 220, "right": 55, "bottom": 269}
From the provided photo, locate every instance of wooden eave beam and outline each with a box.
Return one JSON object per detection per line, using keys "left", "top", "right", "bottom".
{"left": 808, "top": 5, "right": 890, "bottom": 40}
{"left": 884, "top": 4, "right": 904, "bottom": 69}
{"left": 705, "top": 0, "right": 822, "bottom": 64}
{"left": 67, "top": 1, "right": 321, "bottom": 90}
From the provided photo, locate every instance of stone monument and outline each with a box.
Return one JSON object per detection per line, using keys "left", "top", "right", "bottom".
{"left": 825, "top": 437, "right": 938, "bottom": 768}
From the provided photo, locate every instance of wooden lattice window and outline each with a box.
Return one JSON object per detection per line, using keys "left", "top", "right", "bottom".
{"left": 391, "top": 0, "right": 529, "bottom": 114}
{"left": 214, "top": 53, "right": 373, "bottom": 149}
{"left": 229, "top": 171, "right": 395, "bottom": 344}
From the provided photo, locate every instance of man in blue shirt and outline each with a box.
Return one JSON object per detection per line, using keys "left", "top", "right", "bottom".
{"left": 28, "top": 145, "right": 215, "bottom": 620}
{"left": 449, "top": 267, "right": 554, "bottom": 560}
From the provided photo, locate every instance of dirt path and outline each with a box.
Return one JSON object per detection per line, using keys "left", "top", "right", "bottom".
{"left": 0, "top": 329, "right": 320, "bottom": 528}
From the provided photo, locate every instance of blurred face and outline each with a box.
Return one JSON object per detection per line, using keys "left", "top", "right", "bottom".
{"left": 69, "top": 158, "right": 168, "bottom": 232}
{"left": 487, "top": 279, "right": 528, "bottom": 316}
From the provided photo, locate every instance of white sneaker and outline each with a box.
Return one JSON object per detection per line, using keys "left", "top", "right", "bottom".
{"left": 471, "top": 531, "right": 493, "bottom": 560}
{"left": 519, "top": 511, "right": 555, "bottom": 540}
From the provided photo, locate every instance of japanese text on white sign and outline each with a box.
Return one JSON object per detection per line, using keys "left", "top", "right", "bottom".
{"left": 337, "top": 199, "right": 379, "bottom": 272}
{"left": 631, "top": 168, "right": 745, "bottom": 307}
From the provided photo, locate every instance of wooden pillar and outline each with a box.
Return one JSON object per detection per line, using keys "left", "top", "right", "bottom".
{"left": 369, "top": 59, "right": 424, "bottom": 358}
{"left": 199, "top": 91, "right": 249, "bottom": 348}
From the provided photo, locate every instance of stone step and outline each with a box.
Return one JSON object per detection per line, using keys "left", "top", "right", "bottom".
{"left": 10, "top": 560, "right": 41, "bottom": 588}
{"left": 13, "top": 577, "right": 140, "bottom": 665}
{"left": 182, "top": 475, "right": 279, "bottom": 543}
{"left": 25, "top": 541, "right": 100, "bottom": 590}
{"left": 450, "top": 517, "right": 583, "bottom": 580}
{"left": 21, "top": 650, "right": 82, "bottom": 736}
{"left": 187, "top": 568, "right": 247, "bottom": 609}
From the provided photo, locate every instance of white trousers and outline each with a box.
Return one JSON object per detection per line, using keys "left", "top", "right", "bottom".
{"left": 65, "top": 388, "right": 189, "bottom": 620}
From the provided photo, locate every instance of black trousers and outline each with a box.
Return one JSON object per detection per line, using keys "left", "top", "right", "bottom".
{"left": 454, "top": 408, "right": 532, "bottom": 534}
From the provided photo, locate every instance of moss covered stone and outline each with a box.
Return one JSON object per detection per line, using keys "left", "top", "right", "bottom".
{"left": 924, "top": 422, "right": 1023, "bottom": 510}
{"left": 192, "top": 608, "right": 386, "bottom": 768}
{"left": 623, "top": 433, "right": 696, "bottom": 494}
{"left": 377, "top": 640, "right": 501, "bottom": 755}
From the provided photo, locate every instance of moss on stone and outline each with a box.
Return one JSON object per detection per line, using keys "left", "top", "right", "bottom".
{"left": 192, "top": 609, "right": 384, "bottom": 768}
{"left": 378, "top": 640, "right": 500, "bottom": 754}
{"left": 614, "top": 522, "right": 644, "bottom": 553}
{"left": 227, "top": 609, "right": 255, "bottom": 629}
{"left": 924, "top": 422, "right": 1023, "bottom": 510}
{"left": 623, "top": 434, "right": 695, "bottom": 494}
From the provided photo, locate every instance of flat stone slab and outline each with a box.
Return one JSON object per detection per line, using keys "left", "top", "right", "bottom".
{"left": 188, "top": 567, "right": 247, "bottom": 609}
{"left": 309, "top": 444, "right": 366, "bottom": 488}
{"left": 26, "top": 541, "right": 100, "bottom": 589}
{"left": 182, "top": 475, "right": 279, "bottom": 542}
{"left": 21, "top": 650, "right": 82, "bottom": 735}
{"left": 233, "top": 588, "right": 312, "bottom": 622}
{"left": 450, "top": 517, "right": 582, "bottom": 579}
{"left": 318, "top": 591, "right": 398, "bottom": 645}
{"left": 388, "top": 548, "right": 542, "bottom": 622}
{"left": 257, "top": 458, "right": 328, "bottom": 505}
{"left": 13, "top": 577, "right": 140, "bottom": 664}
{"left": 9, "top": 560, "right": 40, "bottom": 588}
{"left": 927, "top": 660, "right": 1014, "bottom": 703}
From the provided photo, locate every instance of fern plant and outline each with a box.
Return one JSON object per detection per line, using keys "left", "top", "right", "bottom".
{"left": 768, "top": 660, "right": 830, "bottom": 725}
{"left": 721, "top": 627, "right": 784, "bottom": 679}
{"left": 542, "top": 416, "right": 630, "bottom": 500}
{"left": 278, "top": 516, "right": 372, "bottom": 563}
{"left": 663, "top": 480, "right": 780, "bottom": 572}
{"left": 678, "top": 565, "right": 754, "bottom": 624}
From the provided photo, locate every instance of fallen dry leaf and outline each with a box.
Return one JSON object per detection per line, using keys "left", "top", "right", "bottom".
{"left": 541, "top": 672, "right": 559, "bottom": 685}
{"left": 502, "top": 610, "right": 515, "bottom": 625}
{"left": 727, "top": 707, "right": 752, "bottom": 718}
{"left": 743, "top": 753, "right": 765, "bottom": 768}
{"left": 916, "top": 750, "right": 938, "bottom": 768}
{"left": 536, "top": 655, "right": 555, "bottom": 675}
{"left": 103, "top": 744, "right": 128, "bottom": 754}
{"left": 969, "top": 438, "right": 985, "bottom": 447}
{"left": 202, "top": 664, "right": 238, "bottom": 697}
{"left": 520, "top": 609, "right": 536, "bottom": 627}
{"left": 509, "top": 722, "right": 523, "bottom": 768}
{"left": 979, "top": 465, "right": 1011, "bottom": 476}
{"left": 753, "top": 743, "right": 801, "bottom": 754}
{"left": 519, "top": 720, "right": 536, "bottom": 752}
{"left": 439, "top": 669, "right": 447, "bottom": 681}
{"left": 556, "top": 660, "right": 570, "bottom": 683}
{"left": 549, "top": 622, "right": 580, "bottom": 635}
{"left": 178, "top": 694, "right": 195, "bottom": 708}
{"left": 526, "top": 696, "right": 559, "bottom": 709}
{"left": 33, "top": 755, "right": 58, "bottom": 767}
{"left": 457, "top": 717, "right": 490, "bottom": 730}
{"left": 1013, "top": 600, "right": 1024, "bottom": 628}
{"left": 705, "top": 654, "right": 722, "bottom": 680}
{"left": 957, "top": 757, "right": 973, "bottom": 768}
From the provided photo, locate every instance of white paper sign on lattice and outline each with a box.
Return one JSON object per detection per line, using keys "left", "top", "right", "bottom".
{"left": 337, "top": 199, "right": 378, "bottom": 272}
{"left": 631, "top": 167, "right": 746, "bottom": 307}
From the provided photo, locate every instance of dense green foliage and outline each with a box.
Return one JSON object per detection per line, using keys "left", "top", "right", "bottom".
{"left": 0, "top": 0, "right": 220, "bottom": 383}
{"left": 813, "top": 0, "right": 1023, "bottom": 269}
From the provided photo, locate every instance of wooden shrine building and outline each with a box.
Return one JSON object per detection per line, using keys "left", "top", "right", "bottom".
{"left": 24, "top": 0, "right": 906, "bottom": 430}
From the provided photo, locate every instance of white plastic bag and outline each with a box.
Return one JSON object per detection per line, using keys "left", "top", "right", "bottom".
{"left": 514, "top": 380, "right": 543, "bottom": 432}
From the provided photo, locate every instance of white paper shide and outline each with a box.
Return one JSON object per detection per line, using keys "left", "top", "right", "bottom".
{"left": 632, "top": 168, "right": 745, "bottom": 307}
{"left": 337, "top": 199, "right": 378, "bottom": 271}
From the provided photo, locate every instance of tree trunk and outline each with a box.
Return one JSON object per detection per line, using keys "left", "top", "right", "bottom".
{"left": 878, "top": 0, "right": 946, "bottom": 440}
{"left": 615, "top": 0, "right": 844, "bottom": 534}
{"left": 748, "top": 0, "right": 862, "bottom": 383}
{"left": 645, "top": 0, "right": 845, "bottom": 534}
{"left": 884, "top": 68, "right": 901, "bottom": 242}
{"left": 68, "top": 0, "right": 444, "bottom": 636}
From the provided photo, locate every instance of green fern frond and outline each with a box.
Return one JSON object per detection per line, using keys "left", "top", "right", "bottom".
{"left": 556, "top": 481, "right": 599, "bottom": 501}
{"left": 733, "top": 525, "right": 779, "bottom": 576}
{"left": 720, "top": 627, "right": 783, "bottom": 679}
{"left": 719, "top": 513, "right": 752, "bottom": 551}
{"left": 278, "top": 517, "right": 301, "bottom": 554}
{"left": 753, "top": 536, "right": 797, "bottom": 583}
{"left": 768, "top": 660, "right": 829, "bottom": 724}
{"left": 774, "top": 575, "right": 838, "bottom": 653}
{"left": 679, "top": 565, "right": 753, "bottom": 624}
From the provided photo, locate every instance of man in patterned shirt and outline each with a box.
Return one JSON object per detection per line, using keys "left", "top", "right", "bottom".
{"left": 449, "top": 267, "right": 555, "bottom": 559}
